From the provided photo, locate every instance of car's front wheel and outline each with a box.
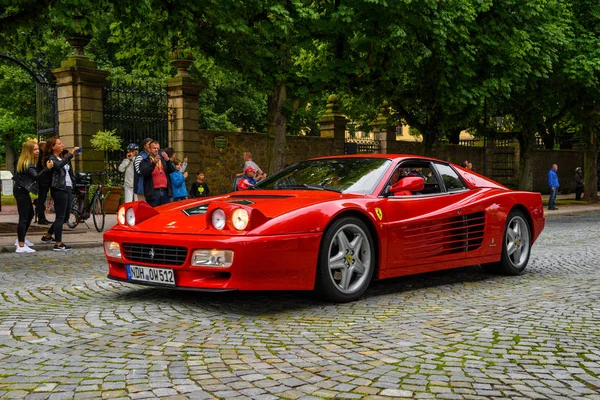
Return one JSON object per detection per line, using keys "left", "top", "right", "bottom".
{"left": 483, "top": 210, "right": 531, "bottom": 275}
{"left": 316, "top": 217, "right": 375, "bottom": 302}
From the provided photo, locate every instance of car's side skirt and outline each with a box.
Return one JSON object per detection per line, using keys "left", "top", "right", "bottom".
{"left": 378, "top": 254, "right": 500, "bottom": 279}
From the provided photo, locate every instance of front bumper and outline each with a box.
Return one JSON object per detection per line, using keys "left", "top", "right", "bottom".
{"left": 104, "top": 230, "right": 322, "bottom": 291}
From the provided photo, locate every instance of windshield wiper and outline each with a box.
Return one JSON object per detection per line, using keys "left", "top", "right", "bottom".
{"left": 284, "top": 184, "right": 341, "bottom": 193}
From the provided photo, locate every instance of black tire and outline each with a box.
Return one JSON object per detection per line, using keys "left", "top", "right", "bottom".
{"left": 92, "top": 195, "right": 105, "bottom": 232}
{"left": 66, "top": 198, "right": 79, "bottom": 229}
{"left": 66, "top": 211, "right": 80, "bottom": 229}
{"left": 315, "top": 217, "right": 376, "bottom": 302}
{"left": 482, "top": 210, "right": 531, "bottom": 275}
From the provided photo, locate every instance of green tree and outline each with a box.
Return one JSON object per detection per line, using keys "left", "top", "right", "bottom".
{"left": 561, "top": 0, "right": 600, "bottom": 201}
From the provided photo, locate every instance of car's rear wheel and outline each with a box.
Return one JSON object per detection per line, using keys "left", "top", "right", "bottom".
{"left": 316, "top": 217, "right": 375, "bottom": 302}
{"left": 483, "top": 210, "right": 531, "bottom": 275}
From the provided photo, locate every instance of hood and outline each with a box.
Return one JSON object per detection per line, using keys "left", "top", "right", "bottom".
{"left": 129, "top": 190, "right": 347, "bottom": 235}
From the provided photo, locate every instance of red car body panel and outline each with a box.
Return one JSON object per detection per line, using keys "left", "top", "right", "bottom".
{"left": 104, "top": 154, "right": 545, "bottom": 292}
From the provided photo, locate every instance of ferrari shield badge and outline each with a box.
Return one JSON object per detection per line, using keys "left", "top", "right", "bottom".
{"left": 375, "top": 208, "right": 383, "bottom": 221}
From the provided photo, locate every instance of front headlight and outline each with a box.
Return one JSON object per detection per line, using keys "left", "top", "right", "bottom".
{"left": 126, "top": 207, "right": 136, "bottom": 226}
{"left": 211, "top": 208, "right": 226, "bottom": 230}
{"left": 231, "top": 208, "right": 249, "bottom": 230}
{"left": 191, "top": 249, "right": 233, "bottom": 268}
{"left": 104, "top": 241, "right": 122, "bottom": 258}
{"left": 117, "top": 206, "right": 126, "bottom": 225}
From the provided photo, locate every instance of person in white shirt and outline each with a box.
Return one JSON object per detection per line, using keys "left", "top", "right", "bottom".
{"left": 118, "top": 143, "right": 139, "bottom": 203}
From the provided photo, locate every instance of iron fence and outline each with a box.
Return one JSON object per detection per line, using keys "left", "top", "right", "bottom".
{"left": 36, "top": 82, "right": 58, "bottom": 141}
{"left": 103, "top": 79, "right": 174, "bottom": 185}
{"left": 344, "top": 139, "right": 381, "bottom": 154}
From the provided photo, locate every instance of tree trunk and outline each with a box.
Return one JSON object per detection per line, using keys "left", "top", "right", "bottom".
{"left": 422, "top": 130, "right": 438, "bottom": 157}
{"left": 543, "top": 124, "right": 555, "bottom": 150}
{"left": 583, "top": 130, "right": 598, "bottom": 202}
{"left": 446, "top": 128, "right": 462, "bottom": 145}
{"left": 267, "top": 82, "right": 287, "bottom": 174}
{"left": 517, "top": 131, "right": 535, "bottom": 191}
{"left": 3, "top": 129, "right": 16, "bottom": 174}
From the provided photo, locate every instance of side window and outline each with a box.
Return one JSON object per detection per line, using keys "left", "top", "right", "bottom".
{"left": 434, "top": 164, "right": 467, "bottom": 192}
{"left": 396, "top": 163, "right": 442, "bottom": 195}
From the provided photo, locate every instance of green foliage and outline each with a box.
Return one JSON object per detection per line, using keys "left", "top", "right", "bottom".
{"left": 90, "top": 129, "right": 121, "bottom": 152}
{"left": 0, "top": 0, "right": 598, "bottom": 176}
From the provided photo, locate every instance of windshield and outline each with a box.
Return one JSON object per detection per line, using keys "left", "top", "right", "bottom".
{"left": 256, "top": 158, "right": 392, "bottom": 194}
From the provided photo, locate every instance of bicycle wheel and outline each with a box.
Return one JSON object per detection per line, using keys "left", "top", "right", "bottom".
{"left": 92, "top": 194, "right": 105, "bottom": 232}
{"left": 66, "top": 198, "right": 79, "bottom": 229}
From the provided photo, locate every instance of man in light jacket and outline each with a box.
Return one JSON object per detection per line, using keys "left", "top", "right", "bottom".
{"left": 118, "top": 143, "right": 139, "bottom": 203}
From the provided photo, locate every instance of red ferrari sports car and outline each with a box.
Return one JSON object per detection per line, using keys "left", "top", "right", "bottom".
{"left": 104, "top": 154, "right": 545, "bottom": 302}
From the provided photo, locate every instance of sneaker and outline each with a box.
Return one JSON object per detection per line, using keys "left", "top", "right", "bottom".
{"left": 15, "top": 244, "right": 36, "bottom": 253}
{"left": 53, "top": 243, "right": 72, "bottom": 251}
{"left": 14, "top": 238, "right": 35, "bottom": 247}
{"left": 41, "top": 235, "right": 56, "bottom": 243}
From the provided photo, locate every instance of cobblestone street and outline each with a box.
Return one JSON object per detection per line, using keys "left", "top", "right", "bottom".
{"left": 1, "top": 213, "right": 600, "bottom": 399}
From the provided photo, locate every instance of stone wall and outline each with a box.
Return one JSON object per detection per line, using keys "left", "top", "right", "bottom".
{"left": 388, "top": 141, "right": 484, "bottom": 174}
{"left": 194, "top": 130, "right": 337, "bottom": 195}
{"left": 191, "top": 131, "right": 584, "bottom": 196}
{"left": 529, "top": 149, "right": 583, "bottom": 194}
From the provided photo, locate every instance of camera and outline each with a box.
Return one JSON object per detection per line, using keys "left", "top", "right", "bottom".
{"left": 76, "top": 147, "right": 83, "bottom": 154}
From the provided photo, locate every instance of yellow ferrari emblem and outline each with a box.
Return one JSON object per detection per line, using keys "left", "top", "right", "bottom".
{"left": 375, "top": 208, "right": 383, "bottom": 220}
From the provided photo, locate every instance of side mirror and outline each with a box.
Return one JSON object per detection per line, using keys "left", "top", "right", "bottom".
{"left": 390, "top": 176, "right": 425, "bottom": 195}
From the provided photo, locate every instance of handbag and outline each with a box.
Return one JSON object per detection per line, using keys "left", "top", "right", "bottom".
{"left": 25, "top": 181, "right": 39, "bottom": 195}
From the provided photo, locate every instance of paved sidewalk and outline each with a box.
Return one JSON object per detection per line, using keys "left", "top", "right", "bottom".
{"left": 1, "top": 193, "right": 599, "bottom": 253}
{"left": 0, "top": 204, "right": 117, "bottom": 253}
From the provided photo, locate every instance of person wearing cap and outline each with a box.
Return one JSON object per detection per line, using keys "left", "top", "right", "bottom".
{"left": 574, "top": 167, "right": 584, "bottom": 201}
{"left": 237, "top": 165, "right": 258, "bottom": 190}
{"left": 118, "top": 143, "right": 139, "bottom": 203}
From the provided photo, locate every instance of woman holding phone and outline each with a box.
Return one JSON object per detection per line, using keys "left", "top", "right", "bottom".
{"left": 13, "top": 140, "right": 54, "bottom": 253}
{"left": 40, "top": 137, "right": 81, "bottom": 251}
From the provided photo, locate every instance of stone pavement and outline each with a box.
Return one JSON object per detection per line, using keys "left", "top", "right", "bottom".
{"left": 0, "top": 212, "right": 599, "bottom": 399}
{"left": 1, "top": 193, "right": 599, "bottom": 253}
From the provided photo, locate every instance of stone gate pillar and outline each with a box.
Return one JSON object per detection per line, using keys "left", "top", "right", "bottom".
{"left": 318, "top": 95, "right": 346, "bottom": 155}
{"left": 166, "top": 57, "right": 202, "bottom": 173}
{"left": 370, "top": 102, "right": 396, "bottom": 154}
{"left": 52, "top": 37, "right": 109, "bottom": 172}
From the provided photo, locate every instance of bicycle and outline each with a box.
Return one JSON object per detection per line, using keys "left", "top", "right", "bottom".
{"left": 67, "top": 171, "right": 106, "bottom": 232}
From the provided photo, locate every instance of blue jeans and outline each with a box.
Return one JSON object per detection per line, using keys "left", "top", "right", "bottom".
{"left": 148, "top": 188, "right": 171, "bottom": 207}
{"left": 548, "top": 188, "right": 557, "bottom": 209}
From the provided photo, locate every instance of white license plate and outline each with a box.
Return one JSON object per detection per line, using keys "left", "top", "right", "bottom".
{"left": 126, "top": 265, "right": 175, "bottom": 286}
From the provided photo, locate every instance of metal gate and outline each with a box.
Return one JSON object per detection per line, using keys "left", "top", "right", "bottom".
{"left": 36, "top": 82, "right": 58, "bottom": 141}
{"left": 344, "top": 139, "right": 381, "bottom": 154}
{"left": 103, "top": 79, "right": 175, "bottom": 183}
{"left": 489, "top": 140, "right": 517, "bottom": 188}
{"left": 0, "top": 53, "right": 58, "bottom": 141}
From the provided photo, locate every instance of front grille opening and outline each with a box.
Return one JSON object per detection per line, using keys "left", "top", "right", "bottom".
{"left": 123, "top": 243, "right": 188, "bottom": 266}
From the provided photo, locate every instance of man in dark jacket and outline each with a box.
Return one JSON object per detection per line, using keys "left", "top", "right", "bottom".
{"left": 133, "top": 137, "right": 153, "bottom": 201}
{"left": 138, "top": 140, "right": 175, "bottom": 207}
{"left": 574, "top": 167, "right": 584, "bottom": 201}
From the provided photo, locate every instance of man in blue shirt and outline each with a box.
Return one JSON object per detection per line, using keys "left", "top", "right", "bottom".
{"left": 548, "top": 164, "right": 559, "bottom": 210}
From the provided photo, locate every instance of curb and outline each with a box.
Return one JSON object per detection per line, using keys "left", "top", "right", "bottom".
{"left": 0, "top": 241, "right": 102, "bottom": 254}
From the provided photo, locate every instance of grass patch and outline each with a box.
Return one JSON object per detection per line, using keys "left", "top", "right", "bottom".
{"left": 542, "top": 199, "right": 589, "bottom": 206}
{"left": 1, "top": 194, "right": 17, "bottom": 206}
{"left": 1, "top": 193, "right": 39, "bottom": 206}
